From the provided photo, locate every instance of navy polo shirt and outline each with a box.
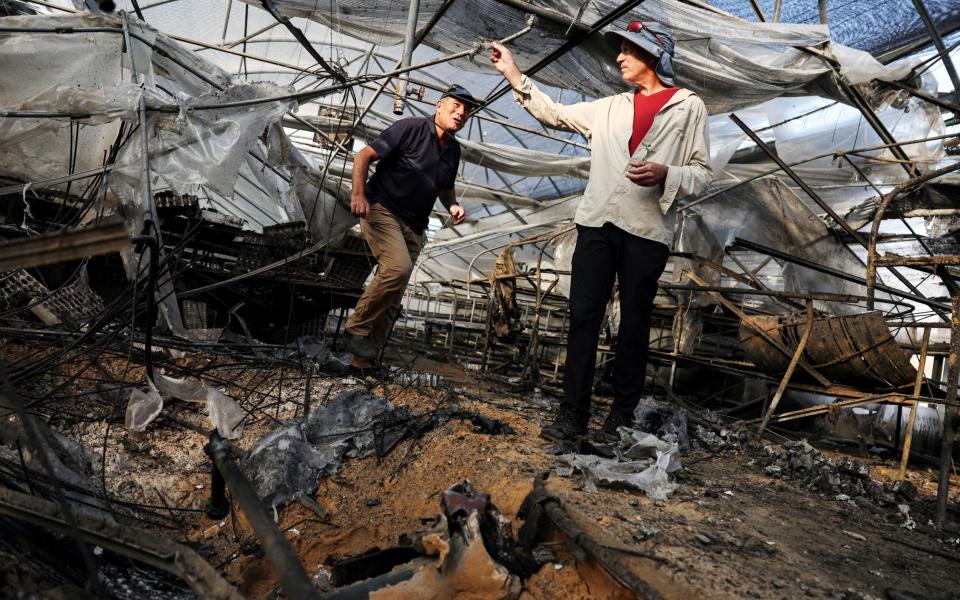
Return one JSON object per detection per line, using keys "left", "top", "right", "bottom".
{"left": 366, "top": 116, "right": 461, "bottom": 233}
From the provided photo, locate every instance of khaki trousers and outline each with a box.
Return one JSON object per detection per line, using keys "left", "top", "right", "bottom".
{"left": 346, "top": 203, "right": 423, "bottom": 352}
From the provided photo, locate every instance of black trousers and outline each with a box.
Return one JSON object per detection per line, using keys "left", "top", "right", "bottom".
{"left": 561, "top": 223, "right": 670, "bottom": 424}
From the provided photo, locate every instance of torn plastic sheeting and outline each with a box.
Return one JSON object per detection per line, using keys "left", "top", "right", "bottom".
{"left": 153, "top": 373, "right": 245, "bottom": 439}
{"left": 677, "top": 177, "right": 896, "bottom": 315}
{"left": 556, "top": 428, "right": 681, "bottom": 500}
{"left": 206, "top": 387, "right": 245, "bottom": 440}
{"left": 617, "top": 429, "right": 683, "bottom": 472}
{"left": 125, "top": 380, "right": 163, "bottom": 433}
{"left": 242, "top": 390, "right": 394, "bottom": 508}
{"left": 290, "top": 163, "right": 359, "bottom": 247}
{"left": 0, "top": 14, "right": 155, "bottom": 121}
{"left": 557, "top": 451, "right": 679, "bottom": 501}
{"left": 632, "top": 398, "right": 691, "bottom": 454}
{"left": 154, "top": 373, "right": 206, "bottom": 402}
{"left": 0, "top": 14, "right": 153, "bottom": 193}
{"left": 110, "top": 82, "right": 297, "bottom": 203}
{"left": 766, "top": 81, "right": 944, "bottom": 170}
{"left": 251, "top": 0, "right": 920, "bottom": 113}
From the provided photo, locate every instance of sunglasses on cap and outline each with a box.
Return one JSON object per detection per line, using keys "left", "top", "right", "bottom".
{"left": 626, "top": 20, "right": 667, "bottom": 50}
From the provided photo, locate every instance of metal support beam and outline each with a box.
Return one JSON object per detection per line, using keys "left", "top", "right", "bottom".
{"left": 747, "top": 0, "right": 766, "bottom": 22}
{"left": 732, "top": 237, "right": 951, "bottom": 313}
{"left": 911, "top": 0, "right": 960, "bottom": 104}
{"left": 259, "top": 0, "right": 345, "bottom": 83}
{"left": 0, "top": 218, "right": 130, "bottom": 271}
{"left": 394, "top": 0, "right": 421, "bottom": 114}
{"left": 488, "top": 0, "right": 590, "bottom": 32}
{"left": 758, "top": 301, "right": 814, "bottom": 435}
{"left": 935, "top": 292, "right": 958, "bottom": 529}
{"left": 899, "top": 327, "right": 931, "bottom": 479}
{"left": 684, "top": 271, "right": 831, "bottom": 387}
{"left": 884, "top": 80, "right": 960, "bottom": 115}
{"left": 730, "top": 114, "right": 866, "bottom": 243}
{"left": 730, "top": 113, "right": 941, "bottom": 315}
{"left": 836, "top": 78, "right": 920, "bottom": 178}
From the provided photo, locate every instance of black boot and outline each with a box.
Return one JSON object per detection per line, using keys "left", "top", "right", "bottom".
{"left": 539, "top": 405, "right": 587, "bottom": 442}
{"left": 343, "top": 330, "right": 378, "bottom": 360}
{"left": 599, "top": 409, "right": 634, "bottom": 442}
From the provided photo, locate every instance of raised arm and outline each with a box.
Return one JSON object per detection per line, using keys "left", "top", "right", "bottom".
{"left": 350, "top": 145, "right": 379, "bottom": 219}
{"left": 490, "top": 42, "right": 596, "bottom": 138}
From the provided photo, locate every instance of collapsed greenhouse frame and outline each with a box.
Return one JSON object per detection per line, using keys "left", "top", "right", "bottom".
{"left": 1, "top": 0, "right": 959, "bottom": 598}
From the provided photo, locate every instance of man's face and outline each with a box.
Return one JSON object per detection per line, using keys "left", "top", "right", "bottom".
{"left": 617, "top": 39, "right": 658, "bottom": 86}
{"left": 435, "top": 97, "right": 470, "bottom": 133}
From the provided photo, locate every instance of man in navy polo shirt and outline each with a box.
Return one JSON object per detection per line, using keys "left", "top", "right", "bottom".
{"left": 343, "top": 85, "right": 477, "bottom": 365}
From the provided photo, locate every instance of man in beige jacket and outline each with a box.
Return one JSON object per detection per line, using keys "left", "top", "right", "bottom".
{"left": 491, "top": 20, "right": 712, "bottom": 441}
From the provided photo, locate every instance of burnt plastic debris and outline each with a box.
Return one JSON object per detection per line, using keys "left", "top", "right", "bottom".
{"left": 758, "top": 440, "right": 919, "bottom": 508}
{"left": 442, "top": 480, "right": 538, "bottom": 578}
{"left": 242, "top": 391, "right": 515, "bottom": 509}
{"left": 242, "top": 389, "right": 394, "bottom": 508}
{"left": 556, "top": 428, "right": 682, "bottom": 500}
{"left": 633, "top": 397, "right": 691, "bottom": 453}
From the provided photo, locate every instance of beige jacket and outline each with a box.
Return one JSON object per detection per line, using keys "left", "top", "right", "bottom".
{"left": 512, "top": 75, "right": 712, "bottom": 248}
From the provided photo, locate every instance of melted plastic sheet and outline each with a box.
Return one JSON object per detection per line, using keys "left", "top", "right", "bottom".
{"left": 252, "top": 0, "right": 927, "bottom": 113}
{"left": 242, "top": 390, "right": 395, "bottom": 508}
{"left": 556, "top": 427, "right": 681, "bottom": 500}
{"left": 676, "top": 177, "right": 902, "bottom": 314}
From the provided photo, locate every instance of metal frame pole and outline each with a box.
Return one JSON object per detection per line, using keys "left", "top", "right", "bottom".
{"left": 205, "top": 433, "right": 321, "bottom": 599}
{"left": 394, "top": 0, "right": 422, "bottom": 114}
{"left": 935, "top": 292, "right": 958, "bottom": 529}
{"left": 910, "top": 0, "right": 960, "bottom": 102}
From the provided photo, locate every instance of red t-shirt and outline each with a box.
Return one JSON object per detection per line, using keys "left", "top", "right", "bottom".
{"left": 629, "top": 87, "right": 679, "bottom": 156}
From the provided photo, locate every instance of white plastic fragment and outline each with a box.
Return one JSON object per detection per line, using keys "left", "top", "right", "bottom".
{"left": 124, "top": 380, "right": 163, "bottom": 433}
{"left": 154, "top": 373, "right": 206, "bottom": 403}
{"left": 206, "top": 387, "right": 245, "bottom": 440}
{"left": 556, "top": 427, "right": 682, "bottom": 500}
{"left": 155, "top": 373, "right": 244, "bottom": 439}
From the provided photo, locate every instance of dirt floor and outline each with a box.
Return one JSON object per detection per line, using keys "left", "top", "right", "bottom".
{"left": 4, "top": 344, "right": 960, "bottom": 599}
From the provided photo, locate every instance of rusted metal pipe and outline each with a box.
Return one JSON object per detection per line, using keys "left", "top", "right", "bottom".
{"left": 935, "top": 293, "right": 959, "bottom": 529}
{"left": 899, "top": 328, "right": 931, "bottom": 479}
{"left": 864, "top": 160, "right": 960, "bottom": 309}
{"left": 757, "top": 301, "right": 814, "bottom": 435}
{"left": 205, "top": 433, "right": 321, "bottom": 599}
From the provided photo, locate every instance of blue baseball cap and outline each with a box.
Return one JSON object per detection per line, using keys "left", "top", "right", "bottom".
{"left": 440, "top": 84, "right": 480, "bottom": 108}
